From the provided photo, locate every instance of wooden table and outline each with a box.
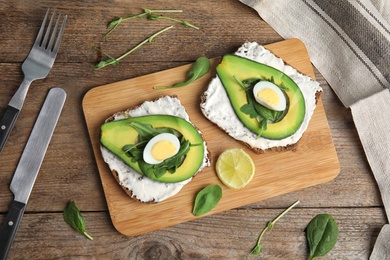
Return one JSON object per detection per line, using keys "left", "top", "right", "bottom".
{"left": 0, "top": 1, "right": 386, "bottom": 259}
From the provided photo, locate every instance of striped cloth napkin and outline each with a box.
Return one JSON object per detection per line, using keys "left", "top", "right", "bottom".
{"left": 239, "top": 0, "right": 390, "bottom": 258}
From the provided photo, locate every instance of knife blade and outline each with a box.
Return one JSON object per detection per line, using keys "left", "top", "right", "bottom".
{"left": 0, "top": 87, "right": 66, "bottom": 260}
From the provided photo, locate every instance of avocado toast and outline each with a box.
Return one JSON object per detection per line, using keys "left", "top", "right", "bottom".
{"left": 200, "top": 42, "right": 322, "bottom": 152}
{"left": 100, "top": 95, "right": 210, "bottom": 203}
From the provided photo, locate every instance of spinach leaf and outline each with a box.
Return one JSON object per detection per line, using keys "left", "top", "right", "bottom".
{"left": 154, "top": 56, "right": 210, "bottom": 89}
{"left": 192, "top": 184, "right": 222, "bottom": 216}
{"left": 63, "top": 201, "right": 93, "bottom": 240}
{"left": 306, "top": 214, "right": 338, "bottom": 260}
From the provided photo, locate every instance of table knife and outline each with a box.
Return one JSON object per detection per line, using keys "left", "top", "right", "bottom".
{"left": 0, "top": 87, "right": 66, "bottom": 260}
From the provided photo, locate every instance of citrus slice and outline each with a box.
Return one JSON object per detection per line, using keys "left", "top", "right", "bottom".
{"left": 216, "top": 148, "right": 255, "bottom": 189}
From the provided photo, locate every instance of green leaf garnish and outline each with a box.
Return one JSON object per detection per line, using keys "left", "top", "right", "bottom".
{"left": 147, "top": 14, "right": 199, "bottom": 30}
{"left": 306, "top": 214, "right": 339, "bottom": 259}
{"left": 93, "top": 25, "right": 173, "bottom": 70}
{"left": 250, "top": 201, "right": 299, "bottom": 255}
{"left": 122, "top": 122, "right": 194, "bottom": 179}
{"left": 154, "top": 56, "right": 210, "bottom": 89}
{"left": 233, "top": 75, "right": 287, "bottom": 137}
{"left": 63, "top": 201, "right": 93, "bottom": 240}
{"left": 103, "top": 8, "right": 197, "bottom": 39}
{"left": 192, "top": 184, "right": 223, "bottom": 216}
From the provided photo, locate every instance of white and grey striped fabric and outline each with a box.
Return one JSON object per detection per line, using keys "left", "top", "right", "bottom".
{"left": 239, "top": 0, "right": 390, "bottom": 258}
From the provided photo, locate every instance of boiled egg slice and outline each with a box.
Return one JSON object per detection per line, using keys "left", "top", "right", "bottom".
{"left": 143, "top": 133, "right": 180, "bottom": 165}
{"left": 252, "top": 81, "right": 286, "bottom": 111}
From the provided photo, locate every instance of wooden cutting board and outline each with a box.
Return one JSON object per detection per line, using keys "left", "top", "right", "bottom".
{"left": 83, "top": 38, "right": 340, "bottom": 236}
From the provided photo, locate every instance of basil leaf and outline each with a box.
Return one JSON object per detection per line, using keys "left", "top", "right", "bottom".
{"left": 306, "top": 214, "right": 338, "bottom": 260}
{"left": 154, "top": 56, "right": 210, "bottom": 89}
{"left": 63, "top": 201, "right": 93, "bottom": 240}
{"left": 193, "top": 184, "right": 222, "bottom": 216}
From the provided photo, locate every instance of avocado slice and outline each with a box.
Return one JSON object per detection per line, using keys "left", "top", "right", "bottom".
{"left": 216, "top": 54, "right": 306, "bottom": 139}
{"left": 100, "top": 115, "right": 205, "bottom": 183}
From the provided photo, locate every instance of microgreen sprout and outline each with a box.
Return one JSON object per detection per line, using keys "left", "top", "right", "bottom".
{"left": 147, "top": 14, "right": 199, "bottom": 30}
{"left": 93, "top": 25, "right": 173, "bottom": 70}
{"left": 103, "top": 8, "right": 197, "bottom": 39}
{"left": 250, "top": 201, "right": 300, "bottom": 255}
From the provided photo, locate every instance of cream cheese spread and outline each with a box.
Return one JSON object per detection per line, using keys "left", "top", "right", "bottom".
{"left": 200, "top": 42, "right": 322, "bottom": 151}
{"left": 101, "top": 96, "right": 209, "bottom": 203}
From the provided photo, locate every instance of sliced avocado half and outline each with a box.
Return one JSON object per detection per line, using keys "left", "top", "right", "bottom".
{"left": 100, "top": 115, "right": 205, "bottom": 183}
{"left": 216, "top": 54, "right": 306, "bottom": 140}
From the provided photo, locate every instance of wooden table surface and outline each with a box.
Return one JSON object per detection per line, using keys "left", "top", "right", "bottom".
{"left": 0, "top": 1, "right": 386, "bottom": 259}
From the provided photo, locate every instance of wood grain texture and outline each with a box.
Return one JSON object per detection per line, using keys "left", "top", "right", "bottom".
{"left": 0, "top": 207, "right": 386, "bottom": 259}
{"left": 0, "top": 0, "right": 386, "bottom": 259}
{"left": 83, "top": 39, "right": 340, "bottom": 236}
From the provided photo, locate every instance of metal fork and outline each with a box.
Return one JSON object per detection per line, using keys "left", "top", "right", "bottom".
{"left": 0, "top": 9, "right": 67, "bottom": 153}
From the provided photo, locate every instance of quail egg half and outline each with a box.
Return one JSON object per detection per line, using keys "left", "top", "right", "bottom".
{"left": 253, "top": 81, "right": 287, "bottom": 111}
{"left": 143, "top": 133, "right": 180, "bottom": 164}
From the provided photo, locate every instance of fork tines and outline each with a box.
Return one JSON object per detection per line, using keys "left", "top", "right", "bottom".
{"left": 35, "top": 9, "right": 67, "bottom": 53}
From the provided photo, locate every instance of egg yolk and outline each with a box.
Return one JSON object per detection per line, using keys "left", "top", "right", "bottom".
{"left": 257, "top": 88, "right": 280, "bottom": 106}
{"left": 151, "top": 140, "right": 177, "bottom": 161}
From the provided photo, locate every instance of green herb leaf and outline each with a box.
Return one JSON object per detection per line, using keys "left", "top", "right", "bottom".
{"left": 103, "top": 8, "right": 190, "bottom": 38}
{"left": 63, "top": 201, "right": 93, "bottom": 240}
{"left": 306, "top": 214, "right": 338, "bottom": 260}
{"left": 107, "top": 17, "right": 123, "bottom": 28}
{"left": 147, "top": 14, "right": 199, "bottom": 30}
{"left": 192, "top": 184, "right": 222, "bottom": 216}
{"left": 122, "top": 122, "right": 192, "bottom": 179}
{"left": 234, "top": 75, "right": 286, "bottom": 136}
{"left": 242, "top": 78, "right": 262, "bottom": 86}
{"left": 250, "top": 201, "right": 299, "bottom": 255}
{"left": 94, "top": 26, "right": 173, "bottom": 70}
{"left": 240, "top": 103, "right": 258, "bottom": 119}
{"left": 138, "top": 137, "right": 191, "bottom": 179}
{"left": 154, "top": 56, "right": 210, "bottom": 89}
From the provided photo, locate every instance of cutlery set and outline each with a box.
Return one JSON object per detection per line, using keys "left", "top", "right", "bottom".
{"left": 0, "top": 9, "right": 67, "bottom": 259}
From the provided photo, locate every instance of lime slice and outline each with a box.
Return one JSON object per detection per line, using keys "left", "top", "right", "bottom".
{"left": 216, "top": 148, "right": 255, "bottom": 189}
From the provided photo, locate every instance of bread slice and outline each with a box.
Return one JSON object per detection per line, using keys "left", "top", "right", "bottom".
{"left": 200, "top": 42, "right": 322, "bottom": 153}
{"left": 100, "top": 95, "right": 210, "bottom": 203}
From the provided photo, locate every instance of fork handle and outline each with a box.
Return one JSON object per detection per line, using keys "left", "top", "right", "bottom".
{"left": 0, "top": 105, "right": 20, "bottom": 154}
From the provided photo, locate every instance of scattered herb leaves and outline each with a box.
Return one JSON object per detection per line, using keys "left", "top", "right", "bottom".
{"left": 250, "top": 200, "right": 299, "bottom": 255}
{"left": 103, "top": 8, "right": 197, "bottom": 39}
{"left": 122, "top": 122, "right": 194, "bottom": 179}
{"left": 147, "top": 14, "right": 199, "bottom": 30}
{"left": 63, "top": 201, "right": 93, "bottom": 240}
{"left": 96, "top": 8, "right": 199, "bottom": 70}
{"left": 139, "top": 137, "right": 191, "bottom": 179}
{"left": 233, "top": 75, "right": 286, "bottom": 137}
{"left": 93, "top": 25, "right": 173, "bottom": 70}
{"left": 154, "top": 56, "right": 210, "bottom": 89}
{"left": 306, "top": 214, "right": 339, "bottom": 260}
{"left": 193, "top": 184, "right": 222, "bottom": 216}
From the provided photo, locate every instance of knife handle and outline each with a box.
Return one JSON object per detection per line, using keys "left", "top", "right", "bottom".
{"left": 0, "top": 105, "right": 20, "bottom": 154}
{"left": 0, "top": 200, "right": 26, "bottom": 260}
